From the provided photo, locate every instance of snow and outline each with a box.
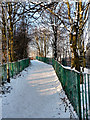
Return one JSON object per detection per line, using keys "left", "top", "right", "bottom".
{"left": 73, "top": 32, "right": 76, "bottom": 35}
{"left": 56, "top": 61, "right": 80, "bottom": 73}
{"left": 61, "top": 65, "right": 90, "bottom": 74}
{"left": 84, "top": 68, "right": 90, "bottom": 74}
{"left": 1, "top": 60, "right": 77, "bottom": 118}
{"left": 80, "top": 11, "right": 83, "bottom": 14}
{"left": 60, "top": 23, "right": 64, "bottom": 28}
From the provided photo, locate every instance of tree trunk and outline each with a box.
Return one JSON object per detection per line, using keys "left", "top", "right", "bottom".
{"left": 54, "top": 31, "right": 57, "bottom": 60}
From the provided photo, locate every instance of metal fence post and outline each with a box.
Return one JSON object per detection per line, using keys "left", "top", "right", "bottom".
{"left": 88, "top": 74, "right": 90, "bottom": 117}
{"left": 77, "top": 73, "right": 82, "bottom": 120}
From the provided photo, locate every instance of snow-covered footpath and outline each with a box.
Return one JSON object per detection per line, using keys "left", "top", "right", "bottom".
{"left": 1, "top": 60, "right": 77, "bottom": 118}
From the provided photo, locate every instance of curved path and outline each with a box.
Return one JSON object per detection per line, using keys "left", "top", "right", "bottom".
{"left": 2, "top": 60, "right": 77, "bottom": 118}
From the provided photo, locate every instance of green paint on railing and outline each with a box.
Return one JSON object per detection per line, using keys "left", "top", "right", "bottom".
{"left": 1, "top": 58, "right": 30, "bottom": 83}
{"left": 84, "top": 74, "right": 88, "bottom": 119}
{"left": 88, "top": 74, "right": 90, "bottom": 117}
{"left": 82, "top": 77, "right": 85, "bottom": 119}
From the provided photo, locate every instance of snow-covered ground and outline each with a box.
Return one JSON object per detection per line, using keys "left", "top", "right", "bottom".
{"left": 63, "top": 66, "right": 90, "bottom": 74}
{"left": 1, "top": 60, "right": 77, "bottom": 119}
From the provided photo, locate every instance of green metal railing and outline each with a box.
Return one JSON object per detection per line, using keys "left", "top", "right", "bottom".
{"left": 1, "top": 58, "right": 30, "bottom": 83}
{"left": 36, "top": 56, "right": 90, "bottom": 120}
{"left": 80, "top": 73, "right": 90, "bottom": 120}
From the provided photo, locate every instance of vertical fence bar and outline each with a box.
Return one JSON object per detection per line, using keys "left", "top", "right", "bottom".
{"left": 77, "top": 73, "right": 81, "bottom": 120}
{"left": 84, "top": 74, "right": 88, "bottom": 119}
{"left": 1, "top": 58, "right": 30, "bottom": 83}
{"left": 88, "top": 74, "right": 90, "bottom": 117}
{"left": 82, "top": 74, "right": 85, "bottom": 119}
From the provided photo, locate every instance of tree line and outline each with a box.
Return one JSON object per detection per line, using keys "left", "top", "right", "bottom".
{"left": 0, "top": 1, "right": 89, "bottom": 72}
